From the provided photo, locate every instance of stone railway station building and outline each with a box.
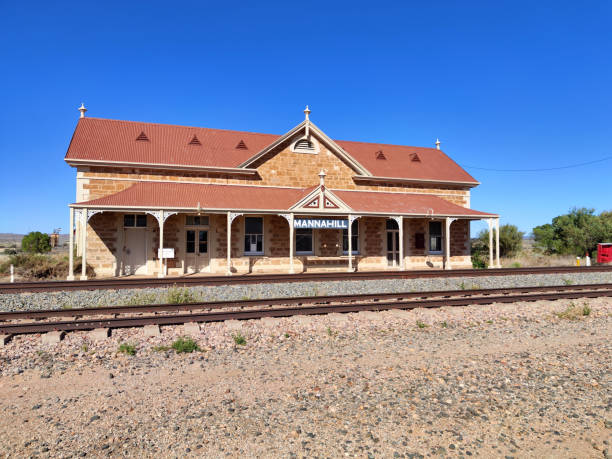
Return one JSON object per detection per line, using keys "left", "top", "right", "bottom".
{"left": 65, "top": 106, "right": 500, "bottom": 280}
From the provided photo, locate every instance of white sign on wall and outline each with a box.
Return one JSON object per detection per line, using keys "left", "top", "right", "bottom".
{"left": 294, "top": 219, "right": 348, "bottom": 229}
{"left": 158, "top": 248, "right": 175, "bottom": 259}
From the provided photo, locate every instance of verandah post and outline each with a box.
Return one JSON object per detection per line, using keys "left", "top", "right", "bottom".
{"left": 226, "top": 212, "right": 232, "bottom": 275}
{"left": 487, "top": 218, "right": 494, "bottom": 268}
{"left": 67, "top": 207, "right": 75, "bottom": 280}
{"left": 495, "top": 218, "right": 501, "bottom": 268}
{"left": 347, "top": 215, "right": 353, "bottom": 272}
{"left": 80, "top": 208, "right": 88, "bottom": 280}
{"left": 288, "top": 213, "right": 295, "bottom": 274}
{"left": 158, "top": 210, "right": 165, "bottom": 278}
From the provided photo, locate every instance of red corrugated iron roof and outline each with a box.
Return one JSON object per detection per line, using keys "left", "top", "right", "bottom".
{"left": 74, "top": 182, "right": 495, "bottom": 217}
{"left": 334, "top": 140, "right": 477, "bottom": 184}
{"left": 76, "top": 182, "right": 308, "bottom": 210}
{"left": 65, "top": 118, "right": 479, "bottom": 184}
{"left": 330, "top": 189, "right": 495, "bottom": 217}
{"left": 65, "top": 118, "right": 276, "bottom": 168}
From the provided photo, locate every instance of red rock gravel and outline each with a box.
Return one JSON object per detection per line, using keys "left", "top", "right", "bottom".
{"left": 0, "top": 297, "right": 610, "bottom": 457}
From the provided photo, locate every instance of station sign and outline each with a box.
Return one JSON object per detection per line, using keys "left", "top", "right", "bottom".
{"left": 158, "top": 248, "right": 175, "bottom": 259}
{"left": 294, "top": 218, "right": 348, "bottom": 229}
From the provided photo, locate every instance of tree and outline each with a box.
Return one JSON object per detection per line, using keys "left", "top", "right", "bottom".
{"left": 21, "top": 232, "right": 52, "bottom": 254}
{"left": 475, "top": 224, "right": 524, "bottom": 258}
{"left": 533, "top": 208, "right": 612, "bottom": 256}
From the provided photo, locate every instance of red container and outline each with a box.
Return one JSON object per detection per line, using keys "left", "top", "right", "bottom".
{"left": 597, "top": 243, "right": 612, "bottom": 264}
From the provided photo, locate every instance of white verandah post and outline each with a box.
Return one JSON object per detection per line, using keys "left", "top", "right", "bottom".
{"left": 495, "top": 218, "right": 501, "bottom": 268}
{"left": 398, "top": 217, "right": 404, "bottom": 270}
{"left": 444, "top": 217, "right": 457, "bottom": 270}
{"left": 487, "top": 218, "right": 494, "bottom": 268}
{"left": 278, "top": 213, "right": 295, "bottom": 274}
{"left": 67, "top": 207, "right": 75, "bottom": 280}
{"left": 288, "top": 214, "right": 295, "bottom": 274}
{"left": 80, "top": 208, "right": 88, "bottom": 280}
{"left": 158, "top": 210, "right": 165, "bottom": 278}
{"left": 227, "top": 212, "right": 232, "bottom": 275}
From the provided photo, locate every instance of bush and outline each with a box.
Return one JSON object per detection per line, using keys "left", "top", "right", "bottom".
{"left": 21, "top": 232, "right": 52, "bottom": 254}
{"left": 233, "top": 333, "right": 246, "bottom": 345}
{"left": 118, "top": 343, "right": 136, "bottom": 355}
{"left": 171, "top": 337, "right": 200, "bottom": 353}
{"left": 0, "top": 253, "right": 94, "bottom": 279}
{"left": 166, "top": 286, "right": 199, "bottom": 304}
{"left": 533, "top": 208, "right": 612, "bottom": 256}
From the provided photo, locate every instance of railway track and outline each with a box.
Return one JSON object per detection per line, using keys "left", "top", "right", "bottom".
{"left": 1, "top": 265, "right": 612, "bottom": 294}
{"left": 1, "top": 283, "right": 610, "bottom": 336}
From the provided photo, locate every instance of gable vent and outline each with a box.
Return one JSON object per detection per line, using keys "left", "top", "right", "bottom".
{"left": 294, "top": 139, "right": 315, "bottom": 151}
{"left": 375, "top": 150, "right": 386, "bottom": 160}
{"left": 188, "top": 135, "right": 201, "bottom": 146}
{"left": 135, "top": 131, "right": 149, "bottom": 142}
{"left": 235, "top": 139, "right": 248, "bottom": 150}
{"left": 410, "top": 153, "right": 421, "bottom": 162}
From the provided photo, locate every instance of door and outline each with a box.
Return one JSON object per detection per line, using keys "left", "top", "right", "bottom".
{"left": 386, "top": 220, "right": 400, "bottom": 267}
{"left": 124, "top": 229, "right": 147, "bottom": 275}
{"left": 185, "top": 229, "right": 209, "bottom": 273}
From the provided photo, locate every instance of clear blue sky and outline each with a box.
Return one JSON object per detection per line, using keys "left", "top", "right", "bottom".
{"left": 1, "top": 1, "right": 610, "bottom": 236}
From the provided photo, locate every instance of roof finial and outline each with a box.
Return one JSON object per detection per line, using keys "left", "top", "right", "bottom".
{"left": 304, "top": 105, "right": 311, "bottom": 121}
{"left": 318, "top": 169, "right": 326, "bottom": 187}
{"left": 435, "top": 138, "right": 441, "bottom": 150}
{"left": 78, "top": 103, "right": 87, "bottom": 118}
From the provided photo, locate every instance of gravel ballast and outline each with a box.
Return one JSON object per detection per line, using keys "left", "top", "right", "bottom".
{"left": 0, "top": 297, "right": 610, "bottom": 457}
{"left": 1, "top": 271, "right": 612, "bottom": 311}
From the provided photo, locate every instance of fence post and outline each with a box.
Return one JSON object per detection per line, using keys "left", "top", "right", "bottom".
{"left": 10, "top": 264, "right": 14, "bottom": 283}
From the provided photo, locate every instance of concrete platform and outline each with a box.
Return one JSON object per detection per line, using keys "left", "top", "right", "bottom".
{"left": 42, "top": 331, "right": 65, "bottom": 345}
{"left": 143, "top": 325, "right": 161, "bottom": 337}
{"left": 89, "top": 328, "right": 110, "bottom": 341}
{"left": 183, "top": 322, "right": 200, "bottom": 335}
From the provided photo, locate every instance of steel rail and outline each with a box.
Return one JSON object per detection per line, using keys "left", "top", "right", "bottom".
{"left": 1, "top": 283, "right": 611, "bottom": 321}
{"left": 1, "top": 287, "right": 611, "bottom": 335}
{"left": 1, "top": 266, "right": 612, "bottom": 294}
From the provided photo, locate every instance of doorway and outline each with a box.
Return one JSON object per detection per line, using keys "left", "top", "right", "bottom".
{"left": 124, "top": 228, "right": 147, "bottom": 275}
{"left": 386, "top": 219, "right": 400, "bottom": 267}
{"left": 185, "top": 229, "right": 209, "bottom": 273}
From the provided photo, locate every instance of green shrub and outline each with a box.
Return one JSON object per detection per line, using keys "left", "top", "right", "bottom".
{"left": 0, "top": 253, "right": 94, "bottom": 279}
{"left": 166, "top": 286, "right": 198, "bottom": 304}
{"left": 118, "top": 343, "right": 136, "bottom": 356}
{"left": 171, "top": 337, "right": 200, "bottom": 353}
{"left": 416, "top": 320, "right": 427, "bottom": 329}
{"left": 233, "top": 333, "right": 246, "bottom": 345}
{"left": 21, "top": 232, "right": 52, "bottom": 254}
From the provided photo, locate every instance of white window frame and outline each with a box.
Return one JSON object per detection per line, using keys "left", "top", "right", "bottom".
{"left": 244, "top": 217, "right": 264, "bottom": 256}
{"left": 428, "top": 220, "right": 443, "bottom": 255}
{"left": 123, "top": 214, "right": 147, "bottom": 228}
{"left": 185, "top": 215, "right": 210, "bottom": 227}
{"left": 295, "top": 228, "right": 314, "bottom": 255}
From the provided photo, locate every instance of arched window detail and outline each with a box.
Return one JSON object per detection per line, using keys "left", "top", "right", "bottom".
{"left": 292, "top": 137, "right": 318, "bottom": 154}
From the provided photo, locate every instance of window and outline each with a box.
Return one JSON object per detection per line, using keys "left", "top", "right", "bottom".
{"left": 292, "top": 137, "right": 317, "bottom": 154}
{"left": 186, "top": 215, "right": 209, "bottom": 226}
{"left": 295, "top": 228, "right": 313, "bottom": 254}
{"left": 342, "top": 220, "right": 359, "bottom": 254}
{"left": 429, "top": 221, "right": 442, "bottom": 253}
{"left": 244, "top": 217, "right": 263, "bottom": 255}
{"left": 124, "top": 214, "right": 147, "bottom": 227}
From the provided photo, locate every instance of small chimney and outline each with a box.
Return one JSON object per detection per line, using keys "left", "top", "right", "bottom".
{"left": 78, "top": 103, "right": 87, "bottom": 118}
{"left": 435, "top": 138, "right": 441, "bottom": 150}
